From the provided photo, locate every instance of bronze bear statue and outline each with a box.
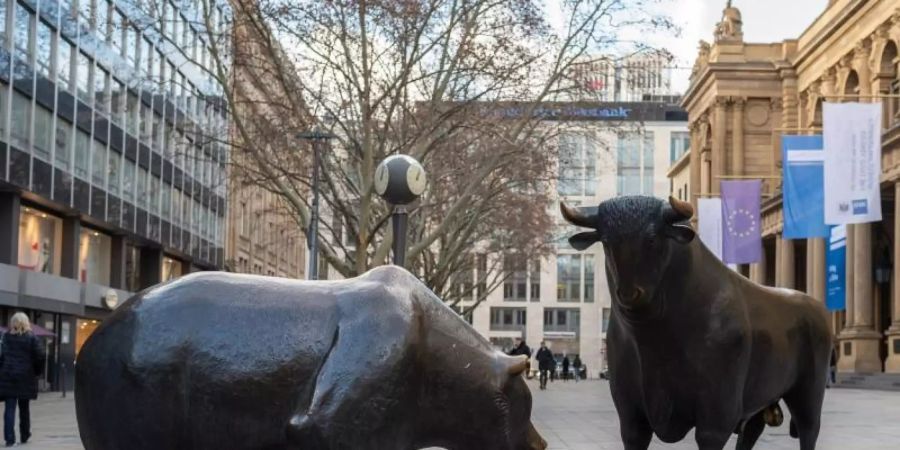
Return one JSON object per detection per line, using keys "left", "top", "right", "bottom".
{"left": 76, "top": 265, "right": 547, "bottom": 450}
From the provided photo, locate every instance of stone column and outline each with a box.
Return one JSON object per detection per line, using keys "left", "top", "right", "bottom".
{"left": 838, "top": 223, "right": 882, "bottom": 373}
{"left": 732, "top": 97, "right": 745, "bottom": 176}
{"left": 887, "top": 183, "right": 900, "bottom": 373}
{"left": 751, "top": 242, "right": 767, "bottom": 285}
{"left": 60, "top": 216, "right": 82, "bottom": 280}
{"left": 782, "top": 237, "right": 795, "bottom": 289}
{"left": 712, "top": 98, "right": 727, "bottom": 194}
{"left": 689, "top": 121, "right": 702, "bottom": 208}
{"left": 774, "top": 235, "right": 783, "bottom": 287}
{"left": 139, "top": 247, "right": 163, "bottom": 290}
{"left": 109, "top": 235, "right": 127, "bottom": 290}
{"left": 807, "top": 238, "right": 826, "bottom": 301}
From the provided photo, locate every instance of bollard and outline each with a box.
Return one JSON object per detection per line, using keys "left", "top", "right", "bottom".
{"left": 61, "top": 363, "right": 67, "bottom": 398}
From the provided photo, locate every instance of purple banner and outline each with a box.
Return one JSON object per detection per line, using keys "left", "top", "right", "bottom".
{"left": 721, "top": 180, "right": 762, "bottom": 264}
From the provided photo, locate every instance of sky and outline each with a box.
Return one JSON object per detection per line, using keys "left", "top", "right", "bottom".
{"left": 546, "top": 0, "right": 830, "bottom": 94}
{"left": 660, "top": 0, "right": 829, "bottom": 93}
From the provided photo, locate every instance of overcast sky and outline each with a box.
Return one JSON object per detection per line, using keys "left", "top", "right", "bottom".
{"left": 659, "top": 0, "right": 830, "bottom": 92}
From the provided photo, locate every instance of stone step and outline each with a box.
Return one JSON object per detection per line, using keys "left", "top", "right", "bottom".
{"left": 834, "top": 372, "right": 900, "bottom": 391}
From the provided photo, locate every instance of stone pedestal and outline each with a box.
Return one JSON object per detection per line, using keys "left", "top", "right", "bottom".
{"left": 886, "top": 326, "right": 900, "bottom": 373}
{"left": 838, "top": 328, "right": 883, "bottom": 373}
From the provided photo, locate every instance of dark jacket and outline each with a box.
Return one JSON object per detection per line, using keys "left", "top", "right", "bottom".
{"left": 535, "top": 347, "right": 555, "bottom": 371}
{"left": 562, "top": 357, "right": 570, "bottom": 372}
{"left": 508, "top": 342, "right": 531, "bottom": 358}
{"left": 0, "top": 332, "right": 46, "bottom": 400}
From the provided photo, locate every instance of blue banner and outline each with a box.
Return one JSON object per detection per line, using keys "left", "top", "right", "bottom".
{"left": 782, "top": 135, "right": 828, "bottom": 239}
{"left": 825, "top": 225, "right": 847, "bottom": 311}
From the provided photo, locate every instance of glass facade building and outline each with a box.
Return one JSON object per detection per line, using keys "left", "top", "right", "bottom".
{"left": 0, "top": 0, "right": 229, "bottom": 391}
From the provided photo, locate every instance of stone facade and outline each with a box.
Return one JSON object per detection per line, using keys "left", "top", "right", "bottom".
{"left": 673, "top": 0, "right": 900, "bottom": 374}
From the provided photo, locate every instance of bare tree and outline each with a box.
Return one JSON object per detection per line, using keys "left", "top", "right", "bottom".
{"left": 125, "top": 0, "right": 672, "bottom": 308}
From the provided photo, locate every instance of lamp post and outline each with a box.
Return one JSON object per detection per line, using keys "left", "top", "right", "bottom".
{"left": 374, "top": 155, "right": 427, "bottom": 266}
{"left": 297, "top": 128, "right": 335, "bottom": 280}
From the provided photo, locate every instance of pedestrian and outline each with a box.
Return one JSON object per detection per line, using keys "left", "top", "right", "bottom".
{"left": 535, "top": 342, "right": 554, "bottom": 390}
{"left": 507, "top": 338, "right": 533, "bottom": 379}
{"left": 827, "top": 346, "right": 837, "bottom": 388}
{"left": 572, "top": 355, "right": 582, "bottom": 382}
{"left": 0, "top": 313, "right": 46, "bottom": 447}
{"left": 562, "top": 355, "right": 570, "bottom": 382}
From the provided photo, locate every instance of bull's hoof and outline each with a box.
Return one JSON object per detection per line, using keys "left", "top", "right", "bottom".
{"left": 763, "top": 404, "right": 783, "bottom": 427}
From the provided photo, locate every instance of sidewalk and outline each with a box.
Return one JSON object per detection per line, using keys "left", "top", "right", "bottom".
{"left": 21, "top": 380, "right": 900, "bottom": 449}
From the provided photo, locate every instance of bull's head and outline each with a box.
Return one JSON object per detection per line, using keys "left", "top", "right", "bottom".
{"left": 560, "top": 196, "right": 695, "bottom": 312}
{"left": 497, "top": 354, "right": 548, "bottom": 450}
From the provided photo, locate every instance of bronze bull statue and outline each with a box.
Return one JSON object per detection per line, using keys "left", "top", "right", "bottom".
{"left": 76, "top": 266, "right": 547, "bottom": 450}
{"left": 561, "top": 196, "right": 832, "bottom": 450}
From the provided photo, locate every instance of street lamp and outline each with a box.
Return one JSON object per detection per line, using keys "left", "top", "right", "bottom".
{"left": 374, "top": 155, "right": 427, "bottom": 266}
{"left": 297, "top": 128, "right": 336, "bottom": 280}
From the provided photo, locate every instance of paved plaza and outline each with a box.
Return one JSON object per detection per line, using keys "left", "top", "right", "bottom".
{"left": 19, "top": 380, "right": 900, "bottom": 449}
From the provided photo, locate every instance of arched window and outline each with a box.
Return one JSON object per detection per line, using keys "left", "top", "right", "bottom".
{"left": 882, "top": 41, "right": 900, "bottom": 126}
{"left": 844, "top": 70, "right": 860, "bottom": 100}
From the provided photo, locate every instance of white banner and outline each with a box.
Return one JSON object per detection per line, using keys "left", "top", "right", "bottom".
{"left": 823, "top": 102, "right": 882, "bottom": 224}
{"left": 698, "top": 198, "right": 724, "bottom": 260}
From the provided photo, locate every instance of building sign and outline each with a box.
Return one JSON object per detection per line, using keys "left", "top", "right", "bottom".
{"left": 476, "top": 101, "right": 683, "bottom": 122}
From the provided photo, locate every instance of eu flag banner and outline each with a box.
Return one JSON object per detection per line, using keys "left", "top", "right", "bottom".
{"left": 782, "top": 135, "right": 828, "bottom": 239}
{"left": 825, "top": 225, "right": 847, "bottom": 311}
{"left": 721, "top": 180, "right": 762, "bottom": 264}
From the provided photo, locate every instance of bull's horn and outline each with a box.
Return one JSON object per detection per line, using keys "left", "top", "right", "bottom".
{"left": 506, "top": 355, "right": 529, "bottom": 376}
{"left": 668, "top": 196, "right": 694, "bottom": 220}
{"left": 560, "top": 202, "right": 595, "bottom": 228}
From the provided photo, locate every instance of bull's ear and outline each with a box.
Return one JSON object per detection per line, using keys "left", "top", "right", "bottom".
{"left": 569, "top": 231, "right": 602, "bottom": 250}
{"left": 665, "top": 223, "right": 695, "bottom": 244}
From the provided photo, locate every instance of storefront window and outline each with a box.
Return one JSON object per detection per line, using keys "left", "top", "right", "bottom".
{"left": 75, "top": 319, "right": 101, "bottom": 357}
{"left": 78, "top": 229, "right": 111, "bottom": 285}
{"left": 18, "top": 208, "right": 63, "bottom": 275}
{"left": 162, "top": 256, "right": 182, "bottom": 282}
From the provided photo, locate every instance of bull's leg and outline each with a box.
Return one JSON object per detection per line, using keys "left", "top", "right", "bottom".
{"left": 735, "top": 412, "right": 765, "bottom": 450}
{"left": 782, "top": 380, "right": 825, "bottom": 450}
{"left": 694, "top": 428, "right": 731, "bottom": 450}
{"left": 617, "top": 407, "right": 652, "bottom": 450}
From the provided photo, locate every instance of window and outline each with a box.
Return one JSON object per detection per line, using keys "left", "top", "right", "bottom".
{"left": 149, "top": 175, "right": 160, "bottom": 214}
{"left": 557, "top": 133, "right": 597, "bottom": 196}
{"left": 77, "top": 52, "right": 92, "bottom": 101}
{"left": 543, "top": 308, "right": 580, "bottom": 333}
{"left": 58, "top": 39, "right": 73, "bottom": 91}
{"left": 55, "top": 119, "right": 73, "bottom": 169}
{"left": 0, "top": 89, "right": 5, "bottom": 140}
{"left": 643, "top": 132, "right": 654, "bottom": 195}
{"left": 33, "top": 106, "right": 53, "bottom": 160}
{"left": 617, "top": 133, "right": 641, "bottom": 195}
{"left": 162, "top": 256, "right": 182, "bottom": 281}
{"left": 14, "top": 2, "right": 32, "bottom": 62}
{"left": 18, "top": 207, "right": 63, "bottom": 276}
{"left": 489, "top": 307, "right": 527, "bottom": 331}
{"left": 503, "top": 254, "right": 527, "bottom": 301}
{"left": 78, "top": 229, "right": 111, "bottom": 285}
{"left": 122, "top": 158, "right": 136, "bottom": 200}
{"left": 602, "top": 308, "right": 611, "bottom": 333}
{"left": 161, "top": 183, "right": 172, "bottom": 219}
{"left": 584, "top": 254, "right": 595, "bottom": 303}
{"left": 78, "top": 0, "right": 93, "bottom": 26}
{"left": 111, "top": 79, "right": 125, "bottom": 125}
{"left": 530, "top": 259, "right": 541, "bottom": 302}
{"left": 106, "top": 150, "right": 120, "bottom": 194}
{"left": 10, "top": 92, "right": 31, "bottom": 149}
{"left": 96, "top": 0, "right": 109, "bottom": 40}
{"left": 476, "top": 253, "right": 487, "bottom": 297}
{"left": 94, "top": 66, "right": 110, "bottom": 116}
{"left": 126, "top": 26, "right": 138, "bottom": 66}
{"left": 670, "top": 131, "right": 690, "bottom": 164}
{"left": 137, "top": 167, "right": 149, "bottom": 207}
{"left": 89, "top": 140, "right": 105, "bottom": 186}
{"left": 556, "top": 254, "right": 580, "bottom": 302}
{"left": 126, "top": 91, "right": 140, "bottom": 136}
{"left": 36, "top": 21, "right": 52, "bottom": 77}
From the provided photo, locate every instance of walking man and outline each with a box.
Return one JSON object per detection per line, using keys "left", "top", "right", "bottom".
{"left": 535, "top": 342, "right": 554, "bottom": 390}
